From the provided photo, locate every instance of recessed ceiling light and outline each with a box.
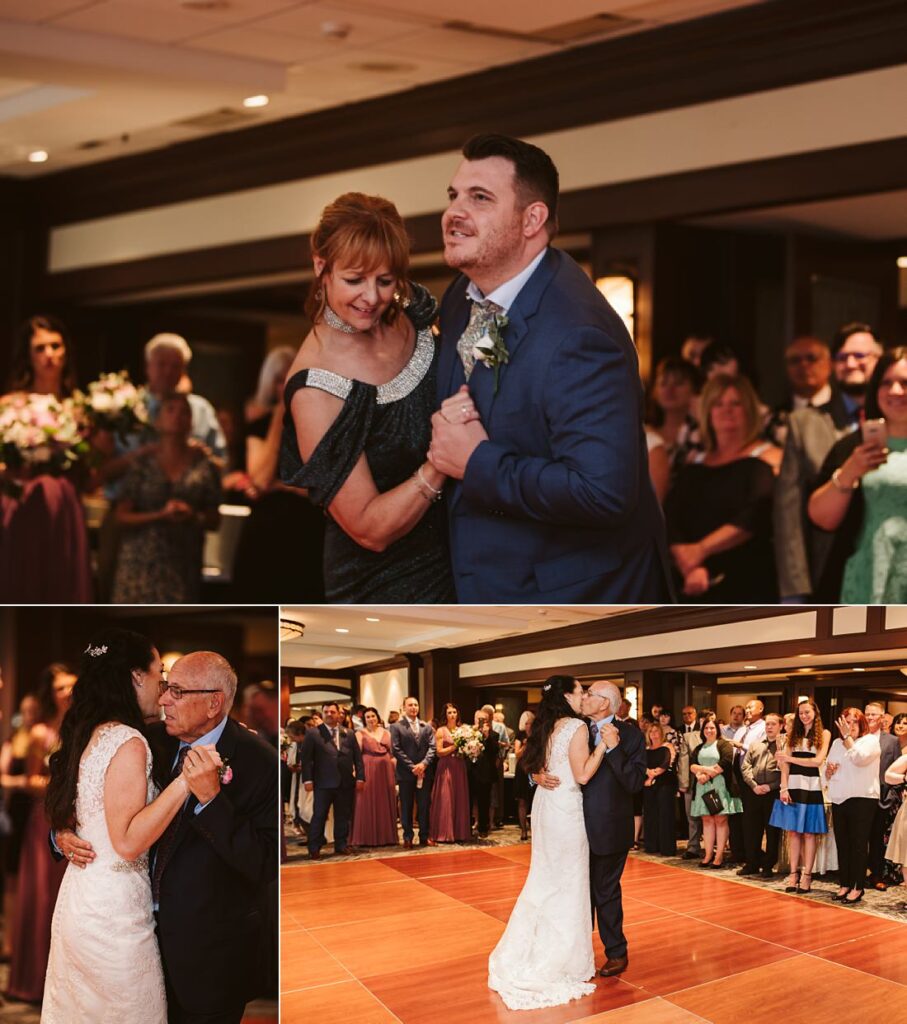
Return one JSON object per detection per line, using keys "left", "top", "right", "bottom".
{"left": 243, "top": 94, "right": 269, "bottom": 108}
{"left": 797, "top": 667, "right": 814, "bottom": 673}
{"left": 366, "top": 617, "right": 380, "bottom": 622}
{"left": 335, "top": 627, "right": 350, "bottom": 634}
{"left": 853, "top": 667, "right": 865, "bottom": 672}
{"left": 898, "top": 256, "right": 907, "bottom": 269}
{"left": 28, "top": 150, "right": 48, "bottom": 163}
{"left": 743, "top": 664, "right": 758, "bottom": 670}
{"left": 798, "top": 653, "right": 813, "bottom": 658}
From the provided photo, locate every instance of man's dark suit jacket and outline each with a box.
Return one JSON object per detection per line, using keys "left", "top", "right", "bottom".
{"left": 437, "top": 246, "right": 672, "bottom": 603}
{"left": 148, "top": 718, "right": 278, "bottom": 1017}
{"left": 299, "top": 723, "right": 364, "bottom": 789}
{"left": 389, "top": 718, "right": 437, "bottom": 784}
{"left": 581, "top": 719, "right": 646, "bottom": 855}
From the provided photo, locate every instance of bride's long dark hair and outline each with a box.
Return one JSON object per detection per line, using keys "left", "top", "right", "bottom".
{"left": 46, "top": 628, "right": 156, "bottom": 832}
{"left": 520, "top": 675, "right": 582, "bottom": 777}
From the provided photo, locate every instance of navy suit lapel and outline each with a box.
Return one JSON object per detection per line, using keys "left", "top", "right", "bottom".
{"left": 438, "top": 277, "right": 471, "bottom": 403}
{"left": 468, "top": 249, "right": 558, "bottom": 421}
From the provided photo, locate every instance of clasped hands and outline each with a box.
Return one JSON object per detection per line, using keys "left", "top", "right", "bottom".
{"left": 56, "top": 744, "right": 222, "bottom": 869}
{"left": 428, "top": 385, "right": 487, "bottom": 480}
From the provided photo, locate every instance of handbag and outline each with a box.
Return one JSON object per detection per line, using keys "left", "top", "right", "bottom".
{"left": 702, "top": 789, "right": 723, "bottom": 816}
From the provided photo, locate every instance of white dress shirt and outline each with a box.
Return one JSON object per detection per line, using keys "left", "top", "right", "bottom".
{"left": 465, "top": 248, "right": 548, "bottom": 314}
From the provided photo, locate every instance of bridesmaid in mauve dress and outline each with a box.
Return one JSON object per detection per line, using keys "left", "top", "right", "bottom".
{"left": 6, "top": 664, "right": 74, "bottom": 1004}
{"left": 430, "top": 704, "right": 471, "bottom": 843}
{"left": 350, "top": 710, "right": 398, "bottom": 847}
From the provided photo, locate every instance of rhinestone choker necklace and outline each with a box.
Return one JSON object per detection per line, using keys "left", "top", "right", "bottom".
{"left": 323, "top": 305, "right": 359, "bottom": 334}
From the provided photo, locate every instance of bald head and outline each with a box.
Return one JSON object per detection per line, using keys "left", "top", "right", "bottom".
{"left": 585, "top": 680, "right": 622, "bottom": 721}
{"left": 176, "top": 651, "right": 238, "bottom": 710}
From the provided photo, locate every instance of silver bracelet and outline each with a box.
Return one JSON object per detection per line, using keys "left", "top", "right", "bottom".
{"left": 413, "top": 466, "right": 442, "bottom": 503}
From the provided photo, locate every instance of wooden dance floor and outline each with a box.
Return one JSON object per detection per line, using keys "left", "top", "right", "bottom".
{"left": 281, "top": 846, "right": 907, "bottom": 1024}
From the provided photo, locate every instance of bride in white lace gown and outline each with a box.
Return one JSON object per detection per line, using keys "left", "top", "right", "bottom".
{"left": 42, "top": 630, "right": 193, "bottom": 1024}
{"left": 488, "top": 676, "right": 609, "bottom": 1011}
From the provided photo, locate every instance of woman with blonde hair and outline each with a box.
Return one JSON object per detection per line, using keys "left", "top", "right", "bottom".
{"left": 664, "top": 373, "right": 779, "bottom": 601}
{"left": 281, "top": 192, "right": 453, "bottom": 601}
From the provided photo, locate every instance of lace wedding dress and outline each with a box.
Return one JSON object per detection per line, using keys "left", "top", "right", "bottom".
{"left": 42, "top": 724, "right": 167, "bottom": 1023}
{"left": 488, "top": 717, "right": 596, "bottom": 1010}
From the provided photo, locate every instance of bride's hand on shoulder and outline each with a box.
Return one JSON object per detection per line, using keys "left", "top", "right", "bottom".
{"left": 57, "top": 828, "right": 95, "bottom": 868}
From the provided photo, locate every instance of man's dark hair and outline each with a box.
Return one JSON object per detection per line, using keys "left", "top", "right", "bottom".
{"left": 462, "top": 133, "right": 559, "bottom": 235}
{"left": 831, "top": 321, "right": 877, "bottom": 356}
{"left": 322, "top": 701, "right": 340, "bottom": 711}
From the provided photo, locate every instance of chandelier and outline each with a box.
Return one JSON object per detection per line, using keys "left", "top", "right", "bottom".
{"left": 280, "top": 617, "right": 305, "bottom": 641}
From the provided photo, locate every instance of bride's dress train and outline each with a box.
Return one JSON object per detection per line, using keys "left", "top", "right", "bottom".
{"left": 42, "top": 723, "right": 167, "bottom": 1023}
{"left": 488, "top": 718, "right": 595, "bottom": 1010}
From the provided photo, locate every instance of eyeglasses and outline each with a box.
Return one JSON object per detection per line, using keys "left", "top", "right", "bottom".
{"left": 158, "top": 682, "right": 222, "bottom": 701}
{"left": 834, "top": 351, "right": 874, "bottom": 364}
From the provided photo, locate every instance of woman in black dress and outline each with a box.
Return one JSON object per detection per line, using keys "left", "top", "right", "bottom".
{"left": 513, "top": 711, "right": 536, "bottom": 841}
{"left": 281, "top": 193, "right": 454, "bottom": 602}
{"left": 468, "top": 711, "right": 500, "bottom": 838}
{"left": 643, "top": 724, "right": 678, "bottom": 856}
{"left": 664, "top": 373, "right": 779, "bottom": 602}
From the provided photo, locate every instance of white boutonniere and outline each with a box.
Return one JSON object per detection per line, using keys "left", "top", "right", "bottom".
{"left": 472, "top": 313, "right": 510, "bottom": 394}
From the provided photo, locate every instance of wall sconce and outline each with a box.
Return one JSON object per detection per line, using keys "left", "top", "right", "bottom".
{"left": 595, "top": 275, "right": 635, "bottom": 340}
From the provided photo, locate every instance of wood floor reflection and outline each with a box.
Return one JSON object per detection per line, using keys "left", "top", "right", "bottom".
{"left": 280, "top": 845, "right": 907, "bottom": 1023}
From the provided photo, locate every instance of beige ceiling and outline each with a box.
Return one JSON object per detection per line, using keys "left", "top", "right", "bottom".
{"left": 280, "top": 604, "right": 642, "bottom": 668}
{"left": 693, "top": 189, "right": 907, "bottom": 243}
{"left": 281, "top": 605, "right": 907, "bottom": 684}
{"left": 0, "top": 0, "right": 763, "bottom": 176}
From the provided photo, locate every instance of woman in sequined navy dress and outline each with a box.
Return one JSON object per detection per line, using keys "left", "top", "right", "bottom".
{"left": 281, "top": 193, "right": 455, "bottom": 602}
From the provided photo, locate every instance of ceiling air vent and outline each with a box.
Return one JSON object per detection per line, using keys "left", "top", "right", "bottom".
{"left": 172, "top": 107, "right": 259, "bottom": 131}
{"left": 444, "top": 12, "right": 642, "bottom": 46}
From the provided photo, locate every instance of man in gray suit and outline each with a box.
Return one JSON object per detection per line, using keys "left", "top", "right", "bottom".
{"left": 676, "top": 705, "right": 702, "bottom": 860}
{"left": 390, "top": 697, "right": 437, "bottom": 849}
{"left": 774, "top": 323, "right": 882, "bottom": 601}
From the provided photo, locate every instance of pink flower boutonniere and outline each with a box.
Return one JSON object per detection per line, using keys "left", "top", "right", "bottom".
{"left": 218, "top": 757, "right": 233, "bottom": 785}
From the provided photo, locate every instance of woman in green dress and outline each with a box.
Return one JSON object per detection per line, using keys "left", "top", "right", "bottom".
{"left": 690, "top": 717, "right": 742, "bottom": 869}
{"left": 809, "top": 347, "right": 907, "bottom": 602}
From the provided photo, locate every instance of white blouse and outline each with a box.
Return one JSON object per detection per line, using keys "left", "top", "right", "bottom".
{"left": 826, "top": 734, "right": 880, "bottom": 804}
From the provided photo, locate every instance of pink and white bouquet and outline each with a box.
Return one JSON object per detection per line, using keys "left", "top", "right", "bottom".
{"left": 0, "top": 392, "right": 89, "bottom": 496}
{"left": 451, "top": 724, "right": 485, "bottom": 762}
{"left": 78, "top": 371, "right": 149, "bottom": 437}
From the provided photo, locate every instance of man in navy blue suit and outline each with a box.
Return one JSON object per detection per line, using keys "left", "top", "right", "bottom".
{"left": 300, "top": 701, "right": 364, "bottom": 858}
{"left": 429, "top": 133, "right": 672, "bottom": 603}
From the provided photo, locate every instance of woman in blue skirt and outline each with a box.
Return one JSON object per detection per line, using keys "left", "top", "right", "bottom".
{"left": 770, "top": 699, "right": 831, "bottom": 894}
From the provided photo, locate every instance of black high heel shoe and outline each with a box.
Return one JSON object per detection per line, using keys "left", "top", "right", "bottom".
{"left": 844, "top": 890, "right": 864, "bottom": 904}
{"left": 698, "top": 857, "right": 714, "bottom": 868}
{"left": 784, "top": 869, "right": 801, "bottom": 893}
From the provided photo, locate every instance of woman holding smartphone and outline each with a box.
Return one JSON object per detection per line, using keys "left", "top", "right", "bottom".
{"left": 808, "top": 346, "right": 907, "bottom": 603}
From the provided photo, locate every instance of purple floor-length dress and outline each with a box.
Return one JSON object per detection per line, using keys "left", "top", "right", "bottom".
{"left": 350, "top": 730, "right": 398, "bottom": 847}
{"left": 429, "top": 730, "right": 471, "bottom": 842}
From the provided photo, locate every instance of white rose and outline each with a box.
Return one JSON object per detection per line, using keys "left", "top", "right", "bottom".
{"left": 92, "top": 392, "right": 115, "bottom": 412}
{"left": 473, "top": 334, "right": 495, "bottom": 362}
